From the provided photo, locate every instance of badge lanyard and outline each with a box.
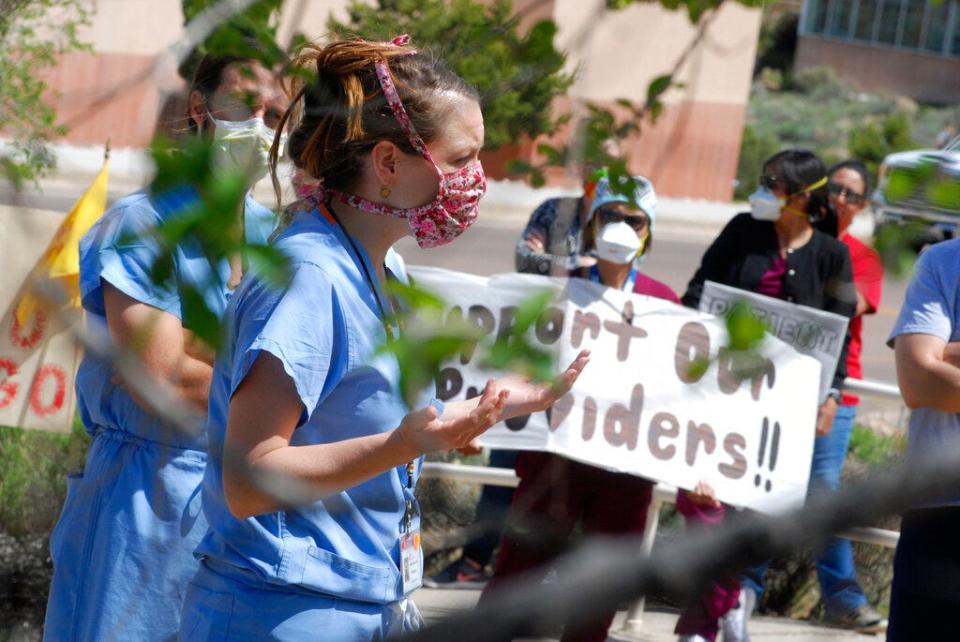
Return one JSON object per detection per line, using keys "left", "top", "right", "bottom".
{"left": 323, "top": 204, "right": 422, "bottom": 592}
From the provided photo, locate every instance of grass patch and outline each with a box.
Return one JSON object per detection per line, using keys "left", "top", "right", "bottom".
{"left": 848, "top": 423, "right": 904, "bottom": 470}
{"left": 0, "top": 414, "right": 89, "bottom": 537}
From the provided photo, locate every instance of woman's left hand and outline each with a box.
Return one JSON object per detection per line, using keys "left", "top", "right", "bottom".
{"left": 497, "top": 350, "right": 591, "bottom": 419}
{"left": 816, "top": 397, "right": 838, "bottom": 436}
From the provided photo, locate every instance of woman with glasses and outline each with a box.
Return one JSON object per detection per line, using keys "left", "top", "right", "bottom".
{"left": 810, "top": 160, "right": 886, "bottom": 632}
{"left": 676, "top": 150, "right": 859, "bottom": 642}
{"left": 481, "top": 175, "right": 681, "bottom": 642}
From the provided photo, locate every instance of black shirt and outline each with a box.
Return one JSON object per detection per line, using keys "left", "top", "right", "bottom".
{"left": 681, "top": 212, "right": 857, "bottom": 391}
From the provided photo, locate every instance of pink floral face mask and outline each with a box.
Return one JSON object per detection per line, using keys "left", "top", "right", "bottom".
{"left": 299, "top": 41, "right": 486, "bottom": 249}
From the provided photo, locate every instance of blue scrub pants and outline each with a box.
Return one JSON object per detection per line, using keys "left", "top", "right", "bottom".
{"left": 741, "top": 404, "right": 868, "bottom": 615}
{"left": 180, "top": 561, "right": 409, "bottom": 641}
{"left": 43, "top": 428, "right": 207, "bottom": 642}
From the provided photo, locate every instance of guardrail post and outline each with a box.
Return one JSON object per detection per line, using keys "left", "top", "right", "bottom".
{"left": 611, "top": 493, "right": 664, "bottom": 640}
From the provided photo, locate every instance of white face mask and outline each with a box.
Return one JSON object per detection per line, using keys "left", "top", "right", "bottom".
{"left": 207, "top": 112, "right": 285, "bottom": 185}
{"left": 596, "top": 222, "right": 645, "bottom": 265}
{"left": 748, "top": 186, "right": 784, "bottom": 221}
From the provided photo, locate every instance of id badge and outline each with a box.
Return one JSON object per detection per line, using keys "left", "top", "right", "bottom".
{"left": 400, "top": 528, "right": 423, "bottom": 593}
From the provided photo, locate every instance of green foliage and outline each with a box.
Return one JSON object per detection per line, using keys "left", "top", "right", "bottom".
{"left": 848, "top": 424, "right": 904, "bottom": 469}
{"left": 380, "top": 281, "right": 556, "bottom": 406}
{"left": 179, "top": 0, "right": 287, "bottom": 79}
{"left": 874, "top": 220, "right": 927, "bottom": 277}
{"left": 0, "top": 0, "right": 92, "bottom": 188}
{"left": 725, "top": 302, "right": 767, "bottom": 352}
{"left": 755, "top": 11, "right": 798, "bottom": 75}
{"left": 849, "top": 111, "right": 915, "bottom": 184}
{"left": 480, "top": 290, "right": 556, "bottom": 383}
{"left": 607, "top": 0, "right": 765, "bottom": 23}
{"left": 328, "top": 0, "right": 573, "bottom": 150}
{"left": 0, "top": 415, "right": 90, "bottom": 536}
{"left": 734, "top": 124, "right": 779, "bottom": 200}
{"left": 146, "top": 136, "right": 292, "bottom": 349}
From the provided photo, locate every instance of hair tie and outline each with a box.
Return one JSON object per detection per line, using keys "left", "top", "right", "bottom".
{"left": 391, "top": 34, "right": 411, "bottom": 47}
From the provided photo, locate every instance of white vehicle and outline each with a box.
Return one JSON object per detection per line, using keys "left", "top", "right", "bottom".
{"left": 873, "top": 136, "right": 960, "bottom": 243}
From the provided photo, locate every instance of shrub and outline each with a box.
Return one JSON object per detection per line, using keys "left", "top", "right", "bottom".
{"left": 734, "top": 124, "right": 780, "bottom": 200}
{"left": 328, "top": 0, "right": 573, "bottom": 150}
{"left": 0, "top": 417, "right": 90, "bottom": 537}
{"left": 755, "top": 10, "right": 799, "bottom": 75}
{"left": 849, "top": 111, "right": 915, "bottom": 183}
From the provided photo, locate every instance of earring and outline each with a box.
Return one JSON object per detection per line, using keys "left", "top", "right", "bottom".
{"left": 380, "top": 186, "right": 392, "bottom": 199}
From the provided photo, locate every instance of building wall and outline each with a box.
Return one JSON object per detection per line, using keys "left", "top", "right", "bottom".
{"left": 796, "top": 34, "right": 960, "bottom": 104}
{"left": 542, "top": 0, "right": 761, "bottom": 200}
{"left": 37, "top": 0, "right": 760, "bottom": 201}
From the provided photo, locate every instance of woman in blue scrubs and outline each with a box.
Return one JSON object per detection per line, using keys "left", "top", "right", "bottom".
{"left": 43, "top": 56, "right": 287, "bottom": 642}
{"left": 178, "top": 37, "right": 589, "bottom": 641}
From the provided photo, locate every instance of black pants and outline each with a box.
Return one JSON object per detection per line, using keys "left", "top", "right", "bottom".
{"left": 461, "top": 449, "right": 518, "bottom": 566}
{"left": 887, "top": 506, "right": 960, "bottom": 641}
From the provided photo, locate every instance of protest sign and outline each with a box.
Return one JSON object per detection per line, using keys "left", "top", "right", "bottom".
{"left": 699, "top": 281, "right": 849, "bottom": 403}
{"left": 410, "top": 266, "right": 822, "bottom": 514}
{"left": 0, "top": 206, "right": 84, "bottom": 433}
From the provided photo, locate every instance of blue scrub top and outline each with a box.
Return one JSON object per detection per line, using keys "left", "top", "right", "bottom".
{"left": 76, "top": 186, "right": 276, "bottom": 450}
{"left": 195, "top": 204, "right": 419, "bottom": 605}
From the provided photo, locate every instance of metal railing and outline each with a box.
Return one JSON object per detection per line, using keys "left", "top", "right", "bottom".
{"left": 419, "top": 376, "right": 904, "bottom": 638}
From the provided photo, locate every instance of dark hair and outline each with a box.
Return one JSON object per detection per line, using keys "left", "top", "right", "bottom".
{"left": 185, "top": 54, "right": 247, "bottom": 135}
{"left": 827, "top": 159, "right": 871, "bottom": 196}
{"left": 271, "top": 38, "right": 479, "bottom": 204}
{"left": 762, "top": 149, "right": 830, "bottom": 223}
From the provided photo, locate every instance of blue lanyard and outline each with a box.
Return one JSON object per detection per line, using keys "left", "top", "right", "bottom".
{"left": 589, "top": 264, "right": 637, "bottom": 292}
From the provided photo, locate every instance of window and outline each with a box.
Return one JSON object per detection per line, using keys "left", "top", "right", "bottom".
{"left": 952, "top": 7, "right": 960, "bottom": 55}
{"left": 854, "top": 0, "right": 879, "bottom": 39}
{"left": 814, "top": 0, "right": 960, "bottom": 56}
{"left": 828, "top": 0, "right": 855, "bottom": 35}
{"left": 923, "top": 0, "right": 950, "bottom": 52}
{"left": 877, "top": 0, "right": 902, "bottom": 44}
{"left": 900, "top": 0, "right": 925, "bottom": 47}
{"left": 806, "top": 0, "right": 830, "bottom": 33}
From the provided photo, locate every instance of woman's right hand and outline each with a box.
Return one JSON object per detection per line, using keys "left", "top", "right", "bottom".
{"left": 396, "top": 380, "right": 509, "bottom": 455}
{"left": 687, "top": 480, "right": 721, "bottom": 509}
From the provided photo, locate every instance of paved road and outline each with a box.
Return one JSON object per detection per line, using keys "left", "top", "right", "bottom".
{"left": 414, "top": 587, "right": 872, "bottom": 641}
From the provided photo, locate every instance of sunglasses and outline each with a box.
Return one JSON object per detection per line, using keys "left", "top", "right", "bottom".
{"left": 596, "top": 207, "right": 648, "bottom": 232}
{"left": 828, "top": 181, "right": 866, "bottom": 206}
{"left": 760, "top": 174, "right": 792, "bottom": 191}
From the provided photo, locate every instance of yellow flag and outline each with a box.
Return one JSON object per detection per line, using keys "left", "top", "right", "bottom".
{"left": 15, "top": 156, "right": 110, "bottom": 324}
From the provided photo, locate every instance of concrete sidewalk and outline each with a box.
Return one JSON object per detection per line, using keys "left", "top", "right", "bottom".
{"left": 413, "top": 587, "right": 875, "bottom": 641}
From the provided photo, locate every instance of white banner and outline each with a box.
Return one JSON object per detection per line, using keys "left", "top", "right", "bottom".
{"left": 699, "top": 281, "right": 849, "bottom": 404}
{"left": 0, "top": 206, "right": 81, "bottom": 433}
{"left": 410, "top": 266, "right": 822, "bottom": 514}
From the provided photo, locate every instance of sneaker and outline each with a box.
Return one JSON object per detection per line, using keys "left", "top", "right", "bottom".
{"left": 823, "top": 605, "right": 888, "bottom": 634}
{"left": 721, "top": 587, "right": 755, "bottom": 642}
{"left": 422, "top": 557, "right": 489, "bottom": 589}
{"left": 678, "top": 636, "right": 711, "bottom": 642}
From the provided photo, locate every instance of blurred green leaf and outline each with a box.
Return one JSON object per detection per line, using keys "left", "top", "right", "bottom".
{"left": 725, "top": 301, "right": 766, "bottom": 352}
{"left": 885, "top": 169, "right": 916, "bottom": 204}
{"left": 875, "top": 222, "right": 926, "bottom": 277}
{"left": 510, "top": 290, "right": 555, "bottom": 334}
{"left": 386, "top": 279, "right": 446, "bottom": 314}
{"left": 929, "top": 178, "right": 960, "bottom": 211}
{"left": 240, "top": 244, "right": 293, "bottom": 288}
{"left": 180, "top": 283, "right": 223, "bottom": 351}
